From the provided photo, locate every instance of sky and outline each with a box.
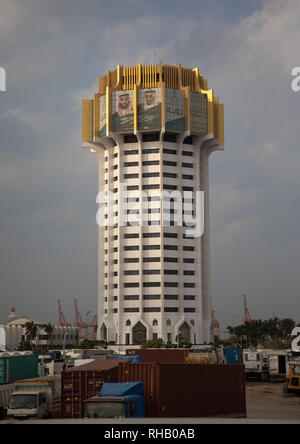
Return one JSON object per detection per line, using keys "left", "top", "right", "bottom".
{"left": 0, "top": 0, "right": 299, "bottom": 334}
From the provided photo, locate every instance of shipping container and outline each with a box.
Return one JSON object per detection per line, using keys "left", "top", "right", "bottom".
{"left": 61, "top": 360, "right": 121, "bottom": 418}
{"left": 0, "top": 354, "right": 38, "bottom": 383}
{"left": 118, "top": 363, "right": 246, "bottom": 418}
{"left": 126, "top": 349, "right": 189, "bottom": 363}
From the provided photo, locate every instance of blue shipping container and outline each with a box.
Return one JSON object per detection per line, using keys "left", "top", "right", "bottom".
{"left": 224, "top": 349, "right": 242, "bottom": 365}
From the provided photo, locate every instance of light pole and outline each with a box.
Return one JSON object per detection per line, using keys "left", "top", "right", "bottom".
{"left": 86, "top": 311, "right": 90, "bottom": 340}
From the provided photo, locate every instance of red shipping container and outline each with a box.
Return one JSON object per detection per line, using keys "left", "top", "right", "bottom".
{"left": 61, "top": 360, "right": 121, "bottom": 418}
{"left": 126, "top": 348, "right": 189, "bottom": 363}
{"left": 118, "top": 362, "right": 246, "bottom": 418}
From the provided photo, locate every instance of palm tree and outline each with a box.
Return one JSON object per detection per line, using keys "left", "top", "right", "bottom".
{"left": 44, "top": 323, "right": 55, "bottom": 348}
{"left": 24, "top": 321, "right": 38, "bottom": 350}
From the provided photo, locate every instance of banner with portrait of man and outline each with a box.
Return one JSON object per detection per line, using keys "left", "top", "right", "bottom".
{"left": 112, "top": 90, "right": 134, "bottom": 132}
{"left": 165, "top": 88, "right": 185, "bottom": 131}
{"left": 138, "top": 88, "right": 162, "bottom": 131}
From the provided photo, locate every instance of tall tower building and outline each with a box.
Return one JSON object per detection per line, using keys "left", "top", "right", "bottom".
{"left": 82, "top": 63, "right": 224, "bottom": 345}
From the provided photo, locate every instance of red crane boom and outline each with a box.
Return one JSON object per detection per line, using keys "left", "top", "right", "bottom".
{"left": 242, "top": 294, "right": 252, "bottom": 325}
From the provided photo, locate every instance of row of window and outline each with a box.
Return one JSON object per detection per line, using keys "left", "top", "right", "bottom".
{"left": 121, "top": 132, "right": 194, "bottom": 144}
{"left": 105, "top": 295, "right": 195, "bottom": 300}
{"left": 105, "top": 245, "right": 194, "bottom": 252}
{"left": 120, "top": 161, "right": 194, "bottom": 168}
{"left": 105, "top": 283, "right": 195, "bottom": 289}
{"left": 105, "top": 308, "right": 196, "bottom": 313}
{"left": 105, "top": 270, "right": 195, "bottom": 277}
{"left": 104, "top": 258, "right": 195, "bottom": 265}
{"left": 119, "top": 173, "right": 194, "bottom": 180}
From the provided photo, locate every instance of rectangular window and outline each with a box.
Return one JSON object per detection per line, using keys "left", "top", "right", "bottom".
{"left": 127, "top": 185, "right": 139, "bottom": 191}
{"left": 164, "top": 270, "right": 178, "bottom": 275}
{"left": 163, "top": 160, "right": 177, "bottom": 167}
{"left": 124, "top": 233, "right": 139, "bottom": 239}
{"left": 164, "top": 245, "right": 178, "bottom": 250}
{"left": 182, "top": 163, "right": 193, "bottom": 168}
{"left": 124, "top": 258, "right": 139, "bottom": 263}
{"left": 124, "top": 173, "right": 139, "bottom": 179}
{"left": 164, "top": 282, "right": 178, "bottom": 287}
{"left": 124, "top": 270, "right": 139, "bottom": 275}
{"left": 184, "top": 283, "right": 195, "bottom": 288}
{"left": 124, "top": 161, "right": 139, "bottom": 167}
{"left": 184, "top": 295, "right": 195, "bottom": 300}
{"left": 164, "top": 295, "right": 178, "bottom": 300}
{"left": 143, "top": 245, "right": 160, "bottom": 250}
{"left": 182, "top": 151, "right": 193, "bottom": 157}
{"left": 143, "top": 184, "right": 160, "bottom": 190}
{"left": 163, "top": 184, "right": 177, "bottom": 190}
{"left": 124, "top": 245, "right": 139, "bottom": 251}
{"left": 143, "top": 269, "right": 160, "bottom": 275}
{"left": 164, "top": 307, "right": 179, "bottom": 312}
{"left": 142, "top": 133, "right": 160, "bottom": 142}
{"left": 183, "top": 258, "right": 195, "bottom": 263}
{"left": 182, "top": 174, "right": 194, "bottom": 180}
{"left": 143, "top": 148, "right": 160, "bottom": 154}
{"left": 143, "top": 294, "right": 161, "bottom": 300}
{"left": 163, "top": 172, "right": 177, "bottom": 178}
{"left": 143, "top": 172, "right": 160, "bottom": 178}
{"left": 124, "top": 308, "right": 140, "bottom": 312}
{"left": 163, "top": 148, "right": 177, "bottom": 155}
{"left": 143, "top": 160, "right": 159, "bottom": 166}
{"left": 164, "top": 257, "right": 178, "bottom": 263}
{"left": 124, "top": 149, "right": 139, "bottom": 155}
{"left": 143, "top": 307, "right": 161, "bottom": 312}
{"left": 124, "top": 282, "right": 139, "bottom": 288}
{"left": 124, "top": 295, "right": 139, "bottom": 300}
{"left": 184, "top": 270, "right": 195, "bottom": 275}
{"left": 164, "top": 232, "right": 177, "bottom": 238}
{"left": 184, "top": 308, "right": 196, "bottom": 312}
{"left": 143, "top": 232, "right": 160, "bottom": 238}
{"left": 143, "top": 282, "right": 161, "bottom": 287}
{"left": 183, "top": 246, "right": 195, "bottom": 251}
{"left": 124, "top": 135, "right": 138, "bottom": 143}
{"left": 143, "top": 257, "right": 161, "bottom": 262}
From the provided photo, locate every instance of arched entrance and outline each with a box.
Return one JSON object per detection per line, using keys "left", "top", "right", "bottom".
{"left": 179, "top": 321, "right": 191, "bottom": 344}
{"left": 132, "top": 321, "right": 147, "bottom": 345}
{"left": 100, "top": 323, "right": 107, "bottom": 341}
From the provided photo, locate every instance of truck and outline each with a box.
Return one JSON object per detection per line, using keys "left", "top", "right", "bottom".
{"left": 0, "top": 383, "right": 14, "bottom": 420}
{"left": 266, "top": 350, "right": 287, "bottom": 382}
{"left": 7, "top": 375, "right": 61, "bottom": 420}
{"left": 83, "top": 382, "right": 145, "bottom": 418}
{"left": 243, "top": 350, "right": 269, "bottom": 381}
{"left": 283, "top": 361, "right": 300, "bottom": 396}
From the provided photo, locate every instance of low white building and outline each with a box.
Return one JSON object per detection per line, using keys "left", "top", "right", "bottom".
{"left": 0, "top": 312, "right": 79, "bottom": 351}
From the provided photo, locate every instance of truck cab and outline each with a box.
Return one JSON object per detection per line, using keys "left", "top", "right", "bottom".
{"left": 83, "top": 382, "right": 145, "bottom": 418}
{"left": 283, "top": 361, "right": 300, "bottom": 396}
{"left": 7, "top": 390, "right": 47, "bottom": 419}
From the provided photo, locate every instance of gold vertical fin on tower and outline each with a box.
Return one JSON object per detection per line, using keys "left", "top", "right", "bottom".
{"left": 106, "top": 87, "right": 111, "bottom": 134}
{"left": 82, "top": 99, "right": 93, "bottom": 143}
{"left": 93, "top": 93, "right": 100, "bottom": 138}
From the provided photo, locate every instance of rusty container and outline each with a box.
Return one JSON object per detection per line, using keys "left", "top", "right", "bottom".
{"left": 118, "top": 362, "right": 246, "bottom": 418}
{"left": 126, "top": 348, "right": 189, "bottom": 363}
{"left": 61, "top": 360, "right": 121, "bottom": 418}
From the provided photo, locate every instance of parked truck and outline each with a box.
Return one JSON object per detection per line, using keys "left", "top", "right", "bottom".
{"left": 243, "top": 350, "right": 269, "bottom": 381}
{"left": 7, "top": 375, "right": 61, "bottom": 419}
{"left": 265, "top": 350, "right": 287, "bottom": 382}
{"left": 283, "top": 361, "right": 300, "bottom": 396}
{"left": 0, "top": 383, "right": 14, "bottom": 420}
{"left": 83, "top": 382, "right": 145, "bottom": 418}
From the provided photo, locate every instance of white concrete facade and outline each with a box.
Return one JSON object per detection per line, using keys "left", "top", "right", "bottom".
{"left": 85, "top": 130, "right": 222, "bottom": 346}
